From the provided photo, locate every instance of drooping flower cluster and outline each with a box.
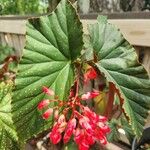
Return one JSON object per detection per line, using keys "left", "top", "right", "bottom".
{"left": 37, "top": 67, "right": 110, "bottom": 150}
{"left": 74, "top": 107, "right": 110, "bottom": 149}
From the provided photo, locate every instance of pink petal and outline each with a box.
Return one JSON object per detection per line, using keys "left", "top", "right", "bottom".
{"left": 74, "top": 128, "right": 84, "bottom": 144}
{"left": 49, "top": 131, "right": 62, "bottom": 144}
{"left": 95, "top": 129, "right": 107, "bottom": 145}
{"left": 58, "top": 114, "right": 65, "bottom": 124}
{"left": 87, "top": 68, "right": 97, "bottom": 79}
{"left": 90, "top": 90, "right": 99, "bottom": 98}
{"left": 79, "top": 140, "right": 89, "bottom": 150}
{"left": 63, "top": 118, "right": 76, "bottom": 143}
{"left": 51, "top": 123, "right": 59, "bottom": 133}
{"left": 42, "top": 86, "right": 54, "bottom": 96}
{"left": 68, "top": 118, "right": 76, "bottom": 129}
{"left": 83, "top": 107, "right": 99, "bottom": 123}
{"left": 37, "top": 99, "right": 49, "bottom": 110}
{"left": 85, "top": 132, "right": 95, "bottom": 145}
{"left": 99, "top": 115, "right": 107, "bottom": 122}
{"left": 97, "top": 123, "right": 110, "bottom": 133}
{"left": 42, "top": 108, "right": 53, "bottom": 119}
{"left": 54, "top": 110, "right": 59, "bottom": 120}
{"left": 100, "top": 137, "right": 107, "bottom": 145}
{"left": 63, "top": 128, "right": 73, "bottom": 143}
{"left": 58, "top": 122, "right": 67, "bottom": 133}
{"left": 79, "top": 117, "right": 93, "bottom": 134}
{"left": 81, "top": 92, "right": 91, "bottom": 100}
{"left": 84, "top": 68, "right": 97, "bottom": 83}
{"left": 81, "top": 91, "right": 99, "bottom": 100}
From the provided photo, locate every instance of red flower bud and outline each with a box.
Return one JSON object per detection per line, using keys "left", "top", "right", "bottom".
{"left": 83, "top": 107, "right": 99, "bottom": 123}
{"left": 63, "top": 118, "right": 76, "bottom": 143}
{"left": 79, "top": 139, "right": 89, "bottom": 150}
{"left": 95, "top": 129, "right": 107, "bottom": 145}
{"left": 37, "top": 99, "right": 49, "bottom": 110}
{"left": 58, "top": 114, "right": 65, "bottom": 124}
{"left": 49, "top": 131, "right": 62, "bottom": 144}
{"left": 69, "top": 89, "right": 75, "bottom": 98}
{"left": 81, "top": 92, "right": 91, "bottom": 100}
{"left": 84, "top": 68, "right": 97, "bottom": 83}
{"left": 91, "top": 90, "right": 99, "bottom": 98}
{"left": 67, "top": 118, "right": 76, "bottom": 129}
{"left": 74, "top": 128, "right": 84, "bottom": 144}
{"left": 98, "top": 115, "right": 107, "bottom": 122}
{"left": 58, "top": 122, "right": 67, "bottom": 133}
{"left": 86, "top": 132, "right": 95, "bottom": 145}
{"left": 63, "top": 128, "right": 73, "bottom": 143}
{"left": 81, "top": 91, "right": 99, "bottom": 100}
{"left": 79, "top": 117, "right": 93, "bottom": 134}
{"left": 42, "top": 108, "right": 53, "bottom": 119}
{"left": 42, "top": 86, "right": 54, "bottom": 96}
{"left": 54, "top": 110, "right": 59, "bottom": 120}
{"left": 97, "top": 122, "right": 110, "bottom": 133}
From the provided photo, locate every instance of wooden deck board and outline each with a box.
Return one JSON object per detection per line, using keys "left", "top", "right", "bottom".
{"left": 0, "top": 18, "right": 150, "bottom": 47}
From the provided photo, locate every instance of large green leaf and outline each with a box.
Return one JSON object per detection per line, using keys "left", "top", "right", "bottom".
{"left": 12, "top": 0, "right": 83, "bottom": 141}
{"left": 0, "top": 82, "right": 18, "bottom": 150}
{"left": 89, "top": 16, "right": 150, "bottom": 137}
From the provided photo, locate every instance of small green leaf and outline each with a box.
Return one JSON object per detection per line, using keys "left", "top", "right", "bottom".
{"left": 12, "top": 0, "right": 83, "bottom": 142}
{"left": 0, "top": 82, "right": 18, "bottom": 150}
{"left": 89, "top": 15, "right": 150, "bottom": 137}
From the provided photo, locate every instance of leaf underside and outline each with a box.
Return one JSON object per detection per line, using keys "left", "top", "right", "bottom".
{"left": 89, "top": 16, "right": 150, "bottom": 137}
{"left": 0, "top": 82, "right": 18, "bottom": 150}
{"left": 12, "top": 0, "right": 83, "bottom": 141}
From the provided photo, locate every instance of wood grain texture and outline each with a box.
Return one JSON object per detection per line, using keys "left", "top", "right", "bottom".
{"left": 143, "top": 48, "right": 150, "bottom": 75}
{"left": 0, "top": 20, "right": 26, "bottom": 34}
{"left": 0, "top": 19, "right": 150, "bottom": 47}
{"left": 0, "top": 33, "right": 7, "bottom": 46}
{"left": 5, "top": 33, "right": 14, "bottom": 48}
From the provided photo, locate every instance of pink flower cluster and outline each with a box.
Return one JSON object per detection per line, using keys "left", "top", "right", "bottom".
{"left": 74, "top": 107, "right": 110, "bottom": 150}
{"left": 50, "top": 108, "right": 110, "bottom": 150}
{"left": 37, "top": 67, "right": 110, "bottom": 150}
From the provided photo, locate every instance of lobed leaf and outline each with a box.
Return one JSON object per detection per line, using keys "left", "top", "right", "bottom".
{"left": 12, "top": 0, "right": 83, "bottom": 142}
{"left": 89, "top": 16, "right": 150, "bottom": 137}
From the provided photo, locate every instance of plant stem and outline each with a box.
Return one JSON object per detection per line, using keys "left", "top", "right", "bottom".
{"left": 104, "top": 82, "right": 115, "bottom": 119}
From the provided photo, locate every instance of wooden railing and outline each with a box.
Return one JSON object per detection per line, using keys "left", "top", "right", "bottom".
{"left": 0, "top": 15, "right": 150, "bottom": 75}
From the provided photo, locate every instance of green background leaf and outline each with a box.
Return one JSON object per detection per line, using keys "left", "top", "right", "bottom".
{"left": 12, "top": 0, "right": 83, "bottom": 142}
{"left": 0, "top": 45, "right": 15, "bottom": 64}
{"left": 107, "top": 119, "right": 120, "bottom": 142}
{"left": 0, "top": 82, "right": 18, "bottom": 150}
{"left": 89, "top": 16, "right": 150, "bottom": 137}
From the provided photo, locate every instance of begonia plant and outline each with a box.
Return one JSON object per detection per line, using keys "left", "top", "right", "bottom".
{"left": 0, "top": 0, "right": 150, "bottom": 149}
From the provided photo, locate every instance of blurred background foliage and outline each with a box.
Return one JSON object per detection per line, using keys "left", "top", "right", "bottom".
{"left": 89, "top": 0, "right": 150, "bottom": 12}
{"left": 0, "top": 0, "right": 149, "bottom": 15}
{"left": 0, "top": 0, "right": 48, "bottom": 15}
